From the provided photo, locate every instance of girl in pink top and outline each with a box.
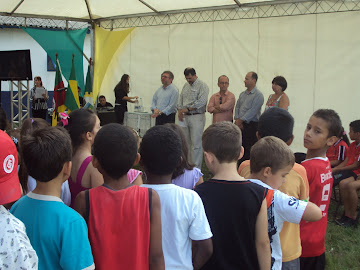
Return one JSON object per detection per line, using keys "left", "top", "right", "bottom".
{"left": 63, "top": 109, "right": 103, "bottom": 207}
{"left": 126, "top": 127, "right": 143, "bottom": 185}
{"left": 166, "top": 123, "right": 203, "bottom": 189}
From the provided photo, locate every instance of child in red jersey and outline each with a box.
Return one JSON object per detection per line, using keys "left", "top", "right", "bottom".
{"left": 332, "top": 120, "right": 360, "bottom": 227}
{"left": 74, "top": 124, "right": 165, "bottom": 270}
{"left": 300, "top": 109, "right": 342, "bottom": 270}
{"left": 326, "top": 127, "right": 350, "bottom": 167}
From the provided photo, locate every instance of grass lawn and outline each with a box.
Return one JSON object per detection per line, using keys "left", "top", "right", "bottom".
{"left": 200, "top": 161, "right": 360, "bottom": 270}
{"left": 325, "top": 203, "right": 360, "bottom": 269}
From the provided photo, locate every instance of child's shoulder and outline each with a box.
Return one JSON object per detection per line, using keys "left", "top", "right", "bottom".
{"left": 197, "top": 179, "right": 267, "bottom": 197}
{"left": 302, "top": 157, "right": 329, "bottom": 167}
{"left": 144, "top": 183, "right": 198, "bottom": 197}
{"left": 13, "top": 193, "right": 83, "bottom": 221}
{"left": 348, "top": 141, "right": 360, "bottom": 151}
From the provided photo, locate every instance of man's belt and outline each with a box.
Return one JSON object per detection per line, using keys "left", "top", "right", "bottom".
{"left": 184, "top": 112, "right": 203, "bottom": 115}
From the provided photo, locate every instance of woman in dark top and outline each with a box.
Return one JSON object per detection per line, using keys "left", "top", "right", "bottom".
{"left": 114, "top": 74, "right": 138, "bottom": 124}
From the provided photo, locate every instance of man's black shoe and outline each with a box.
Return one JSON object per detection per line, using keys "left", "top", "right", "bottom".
{"left": 336, "top": 216, "right": 358, "bottom": 228}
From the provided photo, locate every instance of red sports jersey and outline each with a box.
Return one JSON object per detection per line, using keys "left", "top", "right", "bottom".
{"left": 326, "top": 139, "right": 348, "bottom": 162}
{"left": 88, "top": 185, "right": 151, "bottom": 270}
{"left": 300, "top": 157, "right": 332, "bottom": 257}
{"left": 346, "top": 142, "right": 360, "bottom": 175}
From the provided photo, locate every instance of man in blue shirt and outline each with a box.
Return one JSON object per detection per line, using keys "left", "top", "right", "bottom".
{"left": 151, "top": 71, "right": 179, "bottom": 125}
{"left": 234, "top": 71, "right": 264, "bottom": 163}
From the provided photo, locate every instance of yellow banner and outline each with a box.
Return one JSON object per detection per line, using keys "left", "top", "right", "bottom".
{"left": 93, "top": 26, "right": 134, "bottom": 99}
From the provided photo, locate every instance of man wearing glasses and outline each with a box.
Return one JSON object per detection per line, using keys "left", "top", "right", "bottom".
{"left": 151, "top": 70, "right": 179, "bottom": 125}
{"left": 207, "top": 75, "right": 235, "bottom": 123}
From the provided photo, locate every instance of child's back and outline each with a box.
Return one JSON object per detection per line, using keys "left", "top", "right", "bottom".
{"left": 195, "top": 122, "right": 270, "bottom": 270}
{"left": 11, "top": 193, "right": 93, "bottom": 270}
{"left": 88, "top": 185, "right": 151, "bottom": 269}
{"left": 10, "top": 126, "right": 94, "bottom": 270}
{"left": 142, "top": 183, "right": 212, "bottom": 269}
{"left": 195, "top": 179, "right": 267, "bottom": 269}
{"left": 140, "top": 125, "right": 212, "bottom": 269}
{"left": 74, "top": 123, "right": 164, "bottom": 270}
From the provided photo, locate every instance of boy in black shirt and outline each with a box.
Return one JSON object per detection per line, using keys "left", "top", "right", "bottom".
{"left": 195, "top": 122, "right": 270, "bottom": 270}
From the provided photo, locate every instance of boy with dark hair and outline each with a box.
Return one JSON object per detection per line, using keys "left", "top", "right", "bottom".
{"left": 332, "top": 120, "right": 360, "bottom": 227}
{"left": 195, "top": 122, "right": 270, "bottom": 270}
{"left": 11, "top": 126, "right": 94, "bottom": 270}
{"left": 74, "top": 123, "right": 164, "bottom": 270}
{"left": 243, "top": 136, "right": 321, "bottom": 270}
{"left": 140, "top": 125, "right": 213, "bottom": 270}
{"left": 0, "top": 130, "right": 38, "bottom": 269}
{"left": 300, "top": 109, "right": 342, "bottom": 270}
{"left": 238, "top": 107, "right": 310, "bottom": 270}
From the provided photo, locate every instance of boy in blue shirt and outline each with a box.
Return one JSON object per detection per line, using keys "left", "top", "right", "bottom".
{"left": 11, "top": 126, "right": 94, "bottom": 270}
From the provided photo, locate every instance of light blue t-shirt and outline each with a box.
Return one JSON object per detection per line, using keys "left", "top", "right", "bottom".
{"left": 11, "top": 192, "right": 94, "bottom": 270}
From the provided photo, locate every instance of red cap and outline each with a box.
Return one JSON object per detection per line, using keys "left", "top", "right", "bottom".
{"left": 0, "top": 130, "right": 21, "bottom": 205}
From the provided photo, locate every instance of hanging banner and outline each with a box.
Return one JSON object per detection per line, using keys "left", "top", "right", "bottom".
{"left": 93, "top": 25, "right": 134, "bottom": 99}
{"left": 23, "top": 27, "right": 88, "bottom": 92}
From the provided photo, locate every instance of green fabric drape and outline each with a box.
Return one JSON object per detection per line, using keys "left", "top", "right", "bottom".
{"left": 23, "top": 27, "right": 88, "bottom": 93}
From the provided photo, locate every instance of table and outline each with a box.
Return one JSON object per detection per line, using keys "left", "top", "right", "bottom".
{"left": 124, "top": 112, "right": 155, "bottom": 137}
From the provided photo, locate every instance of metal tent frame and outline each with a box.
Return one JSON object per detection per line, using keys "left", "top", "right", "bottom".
{"left": 0, "top": 0, "right": 359, "bottom": 30}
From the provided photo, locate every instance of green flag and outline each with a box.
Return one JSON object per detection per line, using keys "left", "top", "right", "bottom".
{"left": 83, "top": 65, "right": 94, "bottom": 109}
{"left": 64, "top": 58, "right": 80, "bottom": 111}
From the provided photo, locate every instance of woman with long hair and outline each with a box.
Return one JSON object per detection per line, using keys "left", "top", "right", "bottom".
{"left": 114, "top": 74, "right": 138, "bottom": 124}
{"left": 62, "top": 109, "right": 103, "bottom": 207}
{"left": 30, "top": 76, "right": 49, "bottom": 120}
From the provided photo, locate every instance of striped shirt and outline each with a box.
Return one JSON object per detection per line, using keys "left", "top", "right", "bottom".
{"left": 178, "top": 78, "right": 209, "bottom": 114}
{"left": 30, "top": 86, "right": 48, "bottom": 110}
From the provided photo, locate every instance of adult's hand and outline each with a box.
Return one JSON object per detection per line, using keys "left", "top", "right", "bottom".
{"left": 235, "top": 119, "right": 243, "bottom": 130}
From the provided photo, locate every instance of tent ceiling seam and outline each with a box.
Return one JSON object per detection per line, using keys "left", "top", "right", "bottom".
{"left": 10, "top": 0, "right": 24, "bottom": 15}
{"left": 138, "top": 0, "right": 159, "bottom": 13}
{"left": 84, "top": 0, "right": 93, "bottom": 21}
{"left": 234, "top": 0, "right": 242, "bottom": 7}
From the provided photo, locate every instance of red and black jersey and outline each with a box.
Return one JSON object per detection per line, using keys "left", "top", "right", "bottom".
{"left": 346, "top": 142, "right": 360, "bottom": 175}
{"left": 326, "top": 139, "right": 348, "bottom": 162}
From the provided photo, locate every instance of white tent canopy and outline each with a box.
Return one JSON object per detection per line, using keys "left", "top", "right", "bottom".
{"left": 1, "top": 0, "right": 284, "bottom": 22}
{"left": 1, "top": 0, "right": 360, "bottom": 30}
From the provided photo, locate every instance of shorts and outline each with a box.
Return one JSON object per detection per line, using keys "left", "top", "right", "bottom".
{"left": 282, "top": 258, "right": 300, "bottom": 270}
{"left": 300, "top": 253, "right": 325, "bottom": 270}
{"left": 333, "top": 170, "right": 357, "bottom": 185}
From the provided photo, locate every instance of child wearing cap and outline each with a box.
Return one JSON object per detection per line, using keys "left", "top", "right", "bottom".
{"left": 0, "top": 130, "right": 38, "bottom": 269}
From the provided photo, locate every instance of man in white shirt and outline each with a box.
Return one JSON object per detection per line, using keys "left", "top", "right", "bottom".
{"left": 178, "top": 67, "right": 209, "bottom": 168}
